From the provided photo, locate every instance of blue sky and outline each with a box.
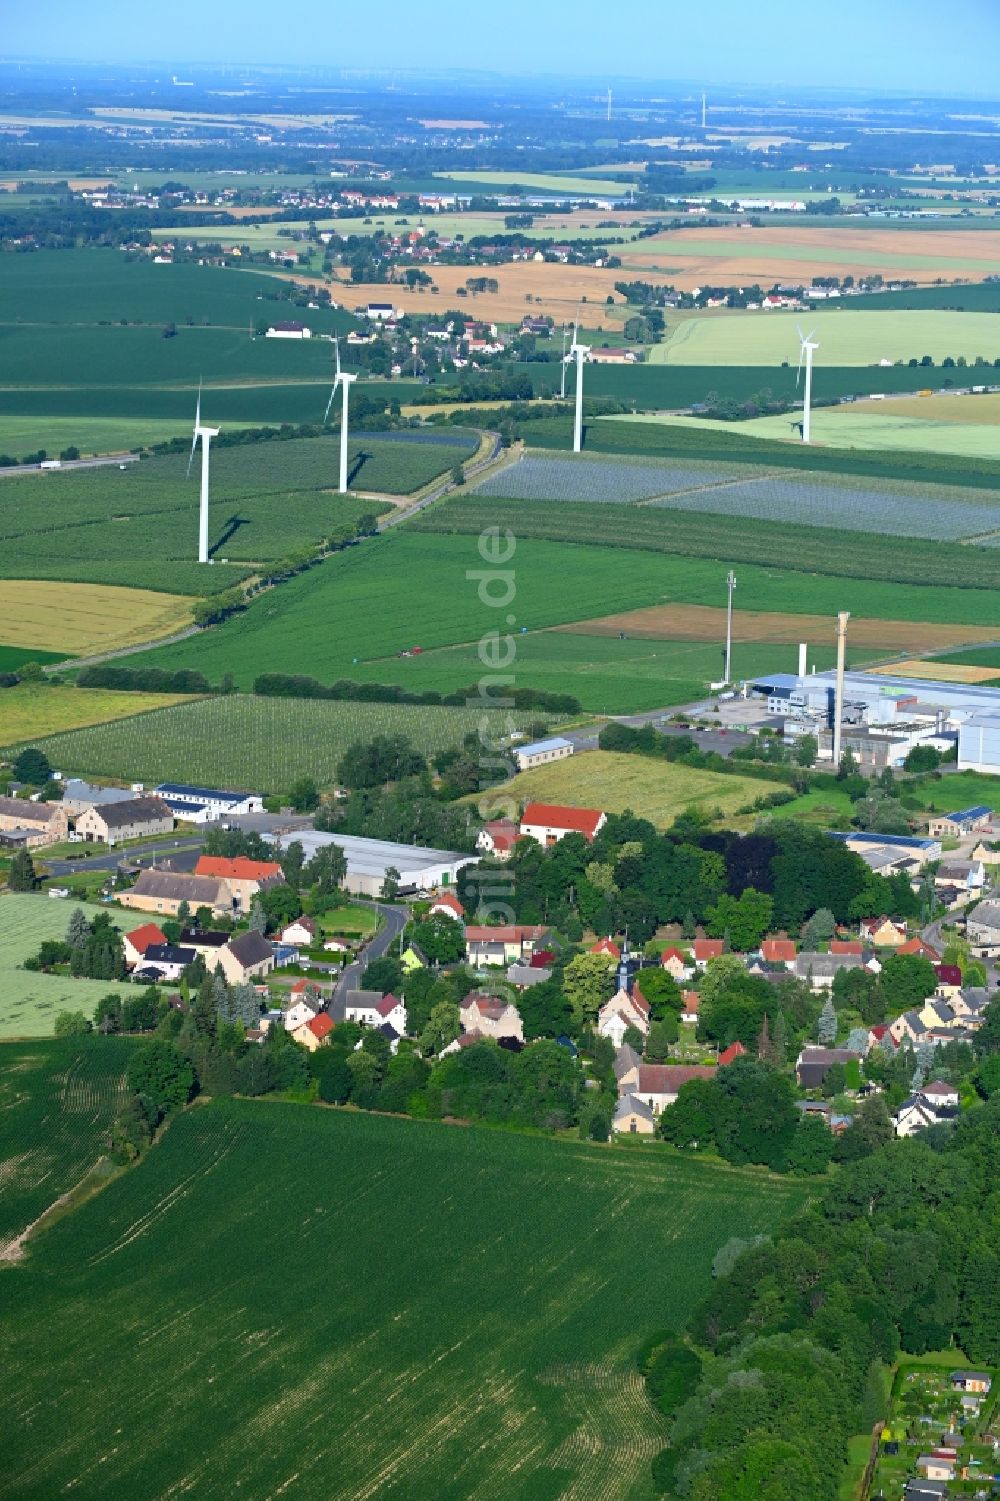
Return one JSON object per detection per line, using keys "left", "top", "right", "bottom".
{"left": 4, "top": 0, "right": 1000, "bottom": 94}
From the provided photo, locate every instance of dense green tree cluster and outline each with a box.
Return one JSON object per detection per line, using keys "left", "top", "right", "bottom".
{"left": 655, "top": 1101, "right": 1000, "bottom": 1498}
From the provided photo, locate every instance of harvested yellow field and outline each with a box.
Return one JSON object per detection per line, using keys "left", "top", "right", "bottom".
{"left": 618, "top": 223, "right": 1000, "bottom": 289}
{"left": 867, "top": 658, "right": 1000, "bottom": 683}
{"left": 848, "top": 392, "right": 1000, "bottom": 425}
{"left": 474, "top": 750, "right": 775, "bottom": 830}
{"left": 557, "top": 603, "right": 997, "bottom": 654}
{"left": 329, "top": 260, "right": 627, "bottom": 323}
{"left": 0, "top": 685, "right": 199, "bottom": 746}
{"left": 0, "top": 582, "right": 192, "bottom": 655}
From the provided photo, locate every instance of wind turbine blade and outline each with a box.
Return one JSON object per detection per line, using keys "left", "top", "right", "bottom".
{"left": 334, "top": 337, "right": 341, "bottom": 380}
{"left": 186, "top": 428, "right": 198, "bottom": 479}
{"left": 186, "top": 379, "right": 201, "bottom": 479}
{"left": 194, "top": 378, "right": 202, "bottom": 431}
{"left": 323, "top": 386, "right": 337, "bottom": 424}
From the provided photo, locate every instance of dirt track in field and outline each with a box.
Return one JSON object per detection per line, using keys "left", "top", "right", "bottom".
{"left": 556, "top": 603, "right": 1000, "bottom": 652}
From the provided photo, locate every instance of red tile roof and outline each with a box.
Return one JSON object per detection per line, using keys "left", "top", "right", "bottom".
{"left": 693, "top": 938, "right": 724, "bottom": 960}
{"left": 681, "top": 990, "right": 700, "bottom": 1012}
{"left": 519, "top": 802, "right": 605, "bottom": 840}
{"left": 465, "top": 925, "right": 548, "bottom": 943}
{"left": 306, "top": 1013, "right": 334, "bottom": 1040}
{"left": 431, "top": 891, "right": 465, "bottom": 917}
{"left": 376, "top": 993, "right": 401, "bottom": 1018}
{"left": 590, "top": 938, "right": 621, "bottom": 958}
{"left": 934, "top": 964, "right": 963, "bottom": 986}
{"left": 830, "top": 939, "right": 863, "bottom": 955}
{"left": 661, "top": 946, "right": 688, "bottom": 965}
{"left": 899, "top": 936, "right": 940, "bottom": 959}
{"left": 125, "top": 923, "right": 167, "bottom": 955}
{"left": 761, "top": 938, "right": 796, "bottom": 962}
{"left": 195, "top": 856, "right": 283, "bottom": 882}
{"left": 719, "top": 1041, "right": 748, "bottom": 1066}
{"left": 482, "top": 819, "right": 520, "bottom": 853}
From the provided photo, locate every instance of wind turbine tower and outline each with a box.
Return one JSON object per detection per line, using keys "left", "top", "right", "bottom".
{"left": 797, "top": 327, "right": 819, "bottom": 444}
{"left": 569, "top": 322, "right": 591, "bottom": 453}
{"left": 187, "top": 385, "right": 219, "bottom": 564}
{"left": 324, "top": 337, "right": 358, "bottom": 493}
{"left": 560, "top": 323, "right": 569, "bottom": 400}
{"left": 724, "top": 570, "right": 736, "bottom": 684}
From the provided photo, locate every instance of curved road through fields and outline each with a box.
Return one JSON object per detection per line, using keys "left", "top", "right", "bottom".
{"left": 329, "top": 901, "right": 409, "bottom": 1019}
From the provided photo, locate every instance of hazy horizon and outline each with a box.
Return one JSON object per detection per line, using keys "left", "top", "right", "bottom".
{"left": 3, "top": 0, "right": 999, "bottom": 95}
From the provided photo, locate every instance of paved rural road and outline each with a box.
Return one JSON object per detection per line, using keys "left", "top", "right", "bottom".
{"left": 380, "top": 429, "right": 503, "bottom": 530}
{"left": 330, "top": 901, "right": 408, "bottom": 1018}
{"left": 45, "top": 835, "right": 205, "bottom": 878}
{"left": 0, "top": 453, "right": 140, "bottom": 477}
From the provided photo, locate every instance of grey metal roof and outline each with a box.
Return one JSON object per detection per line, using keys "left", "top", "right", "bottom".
{"left": 614, "top": 1092, "right": 656, "bottom": 1123}
{"left": 155, "top": 783, "right": 255, "bottom": 803}
{"left": 269, "top": 829, "right": 476, "bottom": 882}
{"left": 517, "top": 737, "right": 573, "bottom": 756}
{"left": 128, "top": 869, "right": 225, "bottom": 903}
{"left": 63, "top": 779, "right": 136, "bottom": 807}
{"left": 90, "top": 795, "right": 171, "bottom": 828}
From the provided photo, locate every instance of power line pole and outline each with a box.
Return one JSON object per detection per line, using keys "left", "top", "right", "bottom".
{"left": 724, "top": 570, "right": 736, "bottom": 684}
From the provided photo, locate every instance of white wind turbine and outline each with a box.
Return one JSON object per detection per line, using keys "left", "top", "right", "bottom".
{"left": 797, "top": 326, "right": 819, "bottom": 444}
{"left": 569, "top": 319, "right": 591, "bottom": 453}
{"left": 559, "top": 322, "right": 569, "bottom": 400}
{"left": 324, "top": 336, "right": 358, "bottom": 493}
{"left": 187, "top": 382, "right": 219, "bottom": 564}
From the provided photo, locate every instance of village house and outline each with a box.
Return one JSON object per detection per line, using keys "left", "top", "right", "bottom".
{"left": 0, "top": 795, "right": 69, "bottom": 847}
{"left": 429, "top": 890, "right": 465, "bottom": 922}
{"left": 343, "top": 991, "right": 407, "bottom": 1033}
{"left": 284, "top": 983, "right": 325, "bottom": 1032}
{"left": 859, "top": 916, "right": 908, "bottom": 947}
{"left": 465, "top": 924, "right": 549, "bottom": 967}
{"left": 951, "top": 1371, "right": 992, "bottom": 1394}
{"left": 280, "top": 916, "right": 317, "bottom": 947}
{"left": 123, "top": 923, "right": 168, "bottom": 968}
{"left": 830, "top": 938, "right": 864, "bottom": 955}
{"left": 680, "top": 991, "right": 700, "bottom": 1024}
{"left": 460, "top": 992, "right": 524, "bottom": 1042}
{"left": 119, "top": 869, "right": 229, "bottom": 918}
{"left": 134, "top": 944, "right": 197, "bottom": 982}
{"left": 613, "top": 1042, "right": 642, "bottom": 1093}
{"left": 590, "top": 938, "right": 621, "bottom": 961}
{"left": 898, "top": 935, "right": 941, "bottom": 961}
{"left": 628, "top": 1064, "right": 718, "bottom": 1115}
{"left": 475, "top": 819, "right": 521, "bottom": 860}
{"left": 518, "top": 802, "right": 606, "bottom": 846}
{"left": 194, "top": 856, "right": 284, "bottom": 913}
{"left": 795, "top": 1045, "right": 862, "bottom": 1089}
{"left": 718, "top": 1041, "right": 748, "bottom": 1066}
{"left": 661, "top": 947, "right": 691, "bottom": 980}
{"left": 75, "top": 795, "right": 174, "bottom": 844}
{"left": 965, "top": 899, "right": 1000, "bottom": 953}
{"left": 759, "top": 937, "right": 797, "bottom": 967}
{"left": 692, "top": 938, "right": 725, "bottom": 967}
{"left": 794, "top": 951, "right": 866, "bottom": 989}
{"left": 291, "top": 1013, "right": 334, "bottom": 1051}
{"left": 612, "top": 1094, "right": 657, "bottom": 1135}
{"left": 915, "top": 1453, "right": 956, "bottom": 1483}
{"left": 934, "top": 859, "right": 985, "bottom": 894}
{"left": 216, "top": 931, "right": 275, "bottom": 985}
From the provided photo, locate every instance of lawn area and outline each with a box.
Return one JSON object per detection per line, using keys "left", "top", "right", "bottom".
{"left": 0, "top": 685, "right": 200, "bottom": 747}
{"left": 23, "top": 695, "right": 543, "bottom": 792}
{"left": 134, "top": 531, "right": 1000, "bottom": 697}
{"left": 649, "top": 308, "right": 1000, "bottom": 367}
{"left": 475, "top": 749, "right": 777, "bottom": 829}
{"left": 0, "top": 1098, "right": 810, "bottom": 1500}
{"left": 763, "top": 785, "right": 858, "bottom": 829}
{"left": 0, "top": 581, "right": 193, "bottom": 656}
{"left": 0, "top": 895, "right": 132, "bottom": 1039}
{"left": 906, "top": 771, "right": 1000, "bottom": 815}
{"left": 0, "top": 1036, "right": 133, "bottom": 1253}
{"left": 0, "top": 416, "right": 192, "bottom": 458}
{"left": 317, "top": 903, "right": 378, "bottom": 938}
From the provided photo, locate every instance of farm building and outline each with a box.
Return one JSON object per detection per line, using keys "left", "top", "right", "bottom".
{"left": 119, "top": 869, "right": 230, "bottom": 918}
{"left": 513, "top": 737, "right": 574, "bottom": 772}
{"left": 60, "top": 780, "right": 138, "bottom": 816}
{"left": 927, "top": 804, "right": 994, "bottom": 838}
{"left": 268, "top": 830, "right": 476, "bottom": 898}
{"left": 476, "top": 819, "right": 520, "bottom": 859}
{"left": 194, "top": 855, "right": 284, "bottom": 912}
{"left": 265, "top": 321, "right": 313, "bottom": 339}
{"left": 518, "top": 802, "right": 606, "bottom": 846}
{"left": 0, "top": 795, "right": 68, "bottom": 847}
{"left": 75, "top": 795, "right": 173, "bottom": 844}
{"left": 153, "top": 783, "right": 264, "bottom": 822}
{"left": 959, "top": 714, "right": 1000, "bottom": 774}
{"left": 366, "top": 302, "right": 397, "bottom": 321}
{"left": 588, "top": 346, "right": 639, "bottom": 364}
{"left": 628, "top": 1064, "right": 717, "bottom": 1115}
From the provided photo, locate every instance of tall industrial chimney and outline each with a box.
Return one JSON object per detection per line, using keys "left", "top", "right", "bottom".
{"left": 798, "top": 642, "right": 807, "bottom": 679}
{"left": 833, "top": 612, "right": 850, "bottom": 767}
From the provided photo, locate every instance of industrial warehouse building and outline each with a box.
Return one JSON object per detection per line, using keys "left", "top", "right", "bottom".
{"left": 268, "top": 831, "right": 477, "bottom": 897}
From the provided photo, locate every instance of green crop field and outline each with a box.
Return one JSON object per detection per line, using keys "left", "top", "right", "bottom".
{"left": 0, "top": 896, "right": 132, "bottom": 1039}
{"left": 23, "top": 695, "right": 543, "bottom": 790}
{"left": 0, "top": 434, "right": 472, "bottom": 595}
{"left": 0, "top": 1099, "right": 809, "bottom": 1500}
{"left": 624, "top": 407, "right": 1000, "bottom": 462}
{"left": 648, "top": 308, "right": 1000, "bottom": 367}
{"left": 130, "top": 529, "right": 1000, "bottom": 699}
{"left": 0, "top": 645, "right": 65, "bottom": 672}
{"left": 343, "top": 630, "right": 866, "bottom": 714}
{"left": 505, "top": 359, "right": 951, "bottom": 408}
{"left": 0, "top": 250, "right": 354, "bottom": 332}
{"left": 0, "top": 1035, "right": 132, "bottom": 1253}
